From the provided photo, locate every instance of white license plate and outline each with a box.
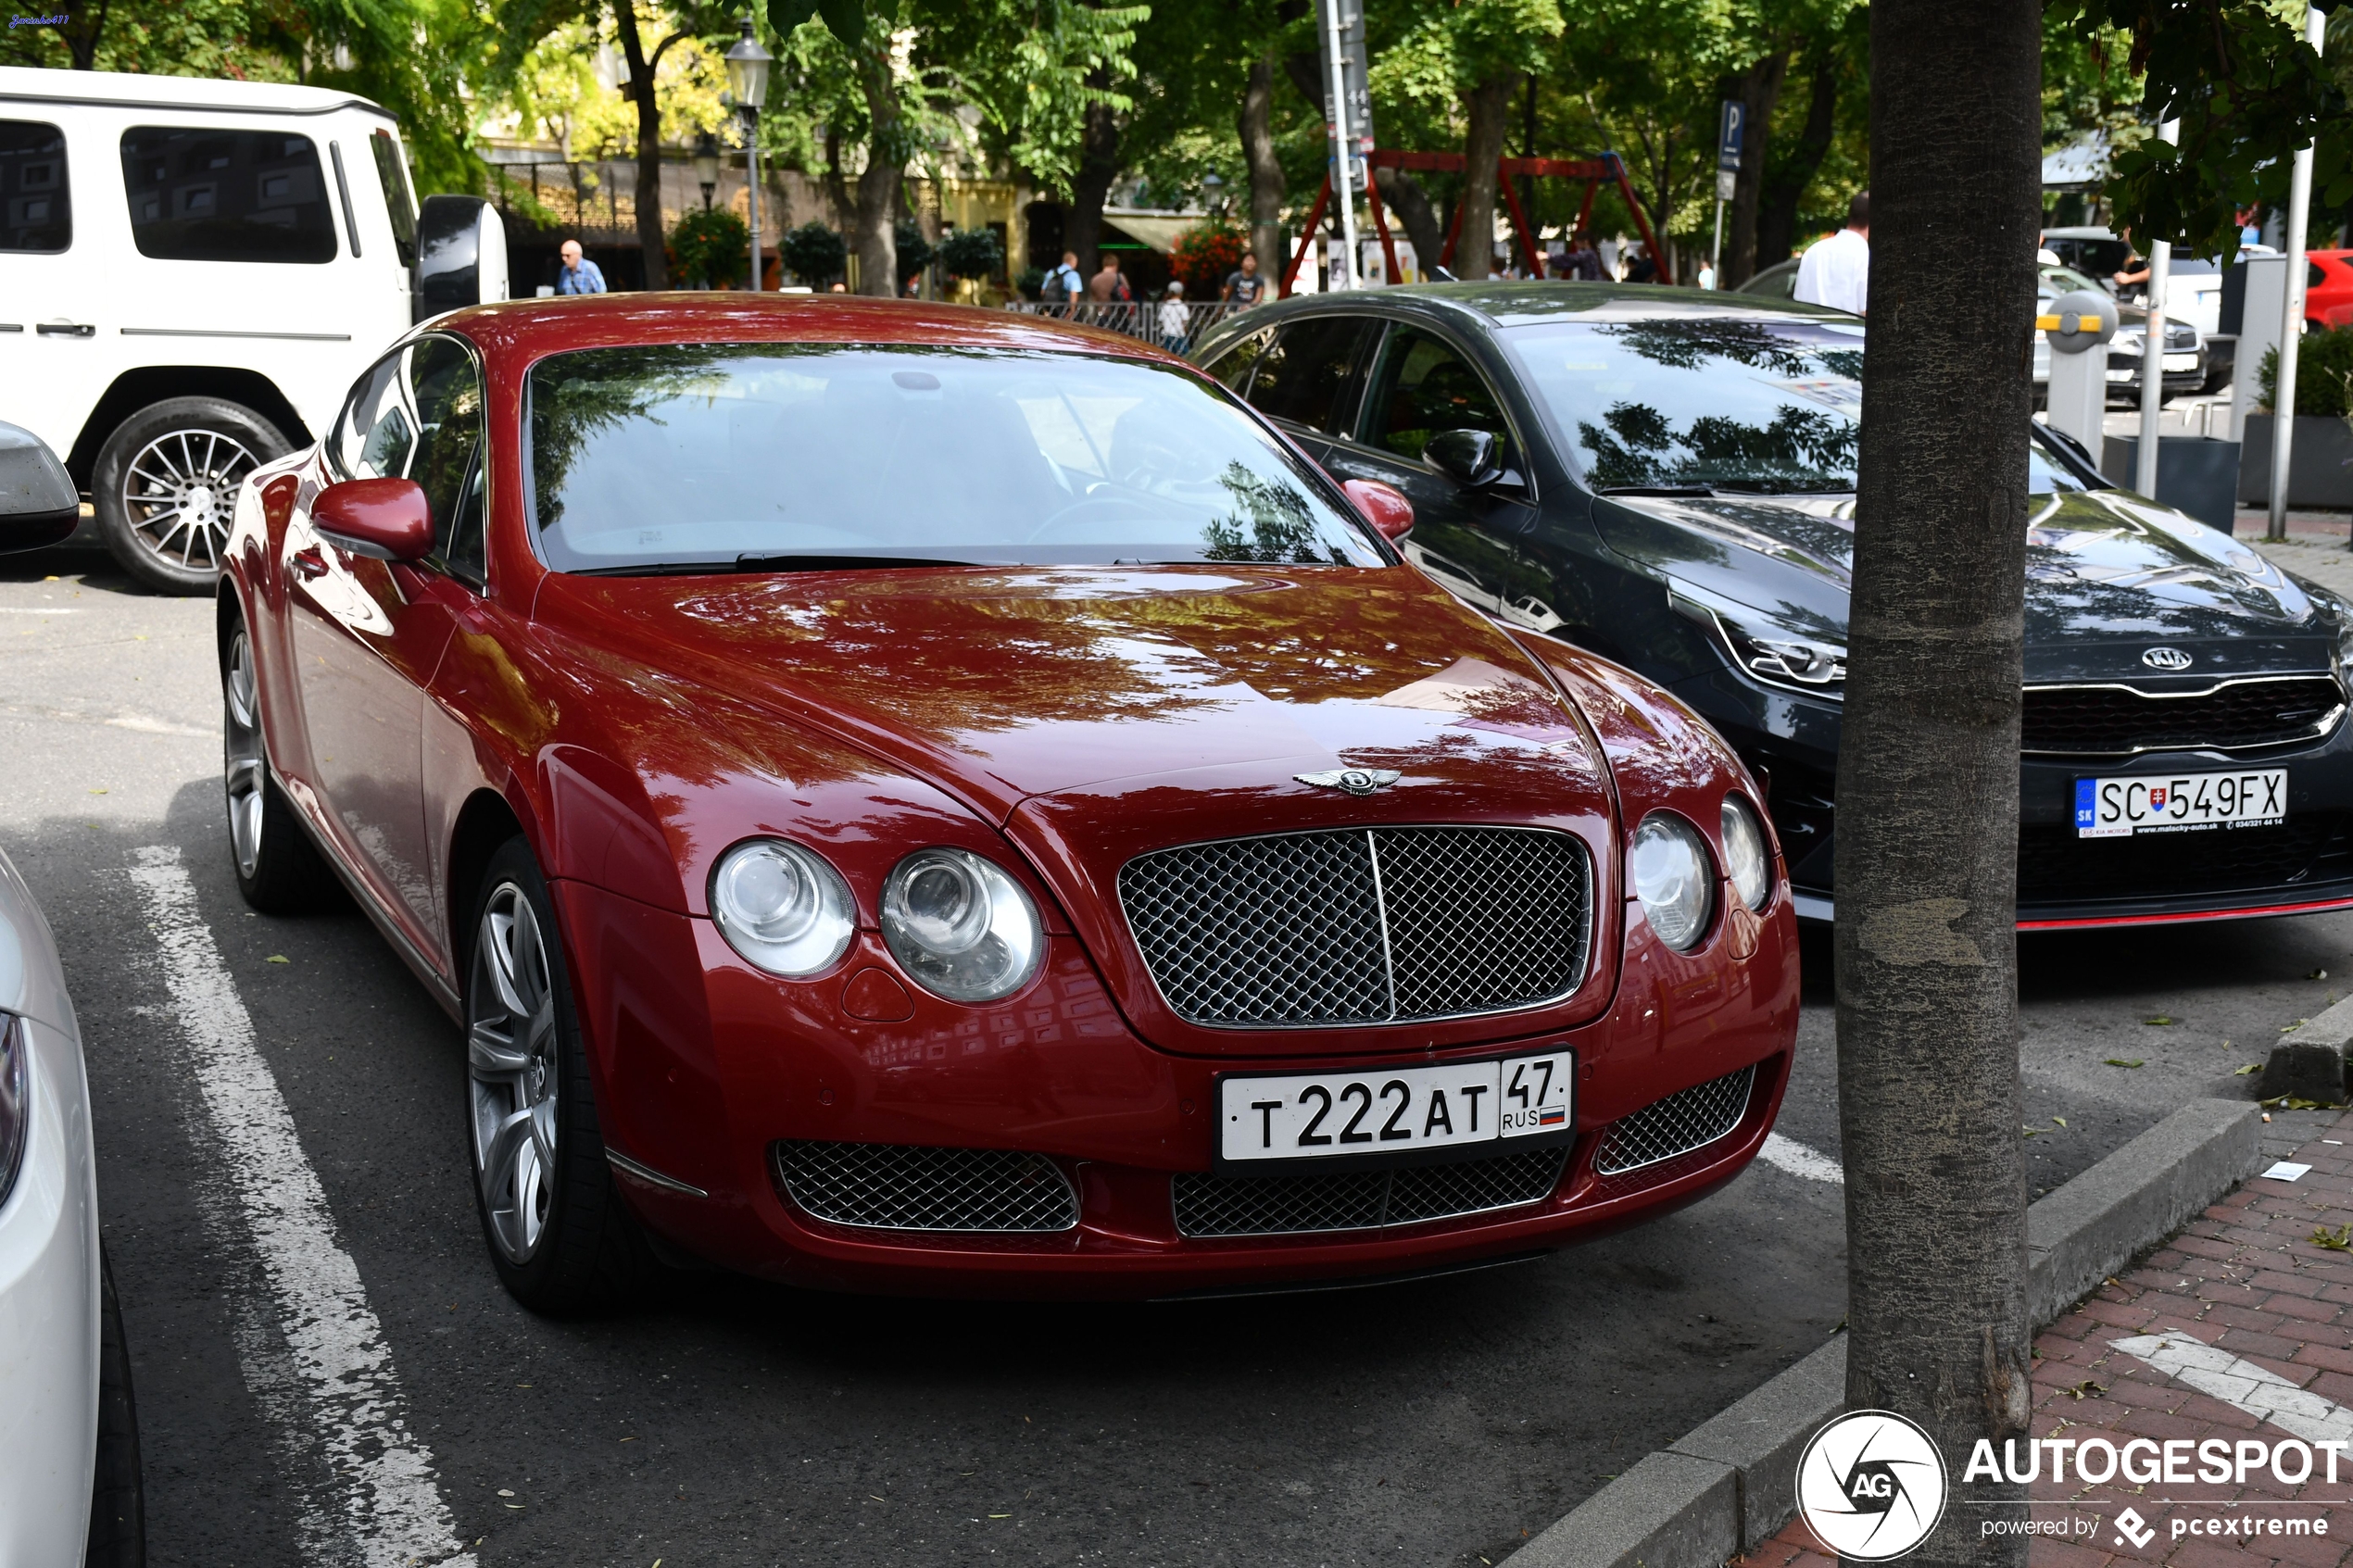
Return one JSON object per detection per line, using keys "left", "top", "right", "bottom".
{"left": 1216, "top": 1050, "right": 1573, "bottom": 1167}
{"left": 2074, "top": 769, "right": 2287, "bottom": 838}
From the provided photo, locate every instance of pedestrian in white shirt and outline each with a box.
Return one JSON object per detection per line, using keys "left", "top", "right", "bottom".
{"left": 1793, "top": 191, "right": 1870, "bottom": 316}
{"left": 1157, "top": 281, "right": 1189, "bottom": 352}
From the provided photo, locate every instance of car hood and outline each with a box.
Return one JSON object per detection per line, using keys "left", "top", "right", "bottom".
{"left": 534, "top": 563, "right": 1618, "bottom": 829}
{"left": 1595, "top": 486, "right": 2338, "bottom": 682}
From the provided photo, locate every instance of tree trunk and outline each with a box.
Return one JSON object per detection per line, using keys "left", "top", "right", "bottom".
{"left": 1373, "top": 167, "right": 1448, "bottom": 281}
{"left": 1725, "top": 51, "right": 1787, "bottom": 287}
{"left": 1239, "top": 57, "right": 1285, "bottom": 280}
{"left": 610, "top": 3, "right": 668, "bottom": 290}
{"left": 1458, "top": 72, "right": 1516, "bottom": 280}
{"left": 63, "top": 0, "right": 106, "bottom": 69}
{"left": 1836, "top": 0, "right": 2042, "bottom": 1559}
{"left": 1756, "top": 43, "right": 1841, "bottom": 269}
{"left": 1064, "top": 94, "right": 1122, "bottom": 280}
{"left": 852, "top": 56, "right": 901, "bottom": 297}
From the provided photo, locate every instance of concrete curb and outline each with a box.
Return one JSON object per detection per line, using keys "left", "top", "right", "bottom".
{"left": 1511, "top": 1097, "right": 2263, "bottom": 1568}
{"left": 2264, "top": 992, "right": 2353, "bottom": 1105}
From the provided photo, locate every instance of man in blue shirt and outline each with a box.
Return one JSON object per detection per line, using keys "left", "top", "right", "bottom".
{"left": 557, "top": 240, "right": 607, "bottom": 295}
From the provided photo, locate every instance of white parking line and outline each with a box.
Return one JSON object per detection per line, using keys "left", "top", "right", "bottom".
{"left": 2112, "top": 1329, "right": 2353, "bottom": 1442}
{"left": 128, "top": 846, "right": 474, "bottom": 1568}
{"left": 1759, "top": 1132, "right": 1845, "bottom": 1184}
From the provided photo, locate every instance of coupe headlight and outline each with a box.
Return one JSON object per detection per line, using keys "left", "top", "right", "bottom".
{"left": 881, "top": 849, "right": 1044, "bottom": 1003}
{"left": 1670, "top": 586, "right": 1846, "bottom": 698}
{"left": 0, "top": 1014, "right": 27, "bottom": 1210}
{"left": 711, "top": 839, "right": 857, "bottom": 977}
{"left": 1721, "top": 795, "right": 1772, "bottom": 912}
{"left": 1630, "top": 812, "right": 1716, "bottom": 951}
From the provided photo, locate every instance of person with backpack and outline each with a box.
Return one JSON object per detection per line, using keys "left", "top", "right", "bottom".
{"left": 1039, "top": 250, "right": 1084, "bottom": 309}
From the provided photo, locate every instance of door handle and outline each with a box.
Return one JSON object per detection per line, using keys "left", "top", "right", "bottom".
{"left": 292, "top": 548, "right": 328, "bottom": 580}
{"left": 34, "top": 321, "right": 95, "bottom": 337}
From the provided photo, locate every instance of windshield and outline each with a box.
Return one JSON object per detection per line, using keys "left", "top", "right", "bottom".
{"left": 1506, "top": 317, "right": 2087, "bottom": 495}
{"left": 523, "top": 345, "right": 1386, "bottom": 573}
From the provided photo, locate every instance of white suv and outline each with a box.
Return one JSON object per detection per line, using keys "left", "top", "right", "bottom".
{"left": 0, "top": 68, "right": 505, "bottom": 592}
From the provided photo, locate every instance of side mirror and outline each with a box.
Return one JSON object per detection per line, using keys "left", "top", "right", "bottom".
{"left": 0, "top": 421, "right": 81, "bottom": 555}
{"left": 1341, "top": 478, "right": 1416, "bottom": 541}
{"left": 414, "top": 194, "right": 510, "bottom": 323}
{"left": 312, "top": 479, "right": 433, "bottom": 562}
{"left": 1423, "top": 428, "right": 1504, "bottom": 488}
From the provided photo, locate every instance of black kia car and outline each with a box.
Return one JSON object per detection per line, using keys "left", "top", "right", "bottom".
{"left": 1191, "top": 282, "right": 2353, "bottom": 928}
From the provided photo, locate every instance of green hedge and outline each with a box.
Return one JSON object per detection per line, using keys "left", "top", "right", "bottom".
{"left": 2259, "top": 325, "right": 2353, "bottom": 419}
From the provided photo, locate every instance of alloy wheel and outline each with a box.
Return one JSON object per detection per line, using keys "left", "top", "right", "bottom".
{"left": 469, "top": 884, "right": 562, "bottom": 1264}
{"left": 120, "top": 428, "right": 258, "bottom": 573}
{"left": 222, "top": 631, "right": 266, "bottom": 879}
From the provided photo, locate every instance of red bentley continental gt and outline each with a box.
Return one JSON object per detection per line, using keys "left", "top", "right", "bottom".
{"left": 219, "top": 295, "right": 1799, "bottom": 1307}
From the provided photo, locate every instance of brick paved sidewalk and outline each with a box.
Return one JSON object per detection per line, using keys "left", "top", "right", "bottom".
{"left": 1746, "top": 1110, "right": 2353, "bottom": 1568}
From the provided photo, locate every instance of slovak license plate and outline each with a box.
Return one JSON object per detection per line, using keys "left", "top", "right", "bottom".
{"left": 2074, "top": 769, "right": 2287, "bottom": 838}
{"left": 1215, "top": 1050, "right": 1573, "bottom": 1168}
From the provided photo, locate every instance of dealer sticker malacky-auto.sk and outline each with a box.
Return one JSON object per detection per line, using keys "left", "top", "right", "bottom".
{"left": 2074, "top": 769, "right": 2286, "bottom": 839}
{"left": 1217, "top": 1051, "right": 1572, "bottom": 1165}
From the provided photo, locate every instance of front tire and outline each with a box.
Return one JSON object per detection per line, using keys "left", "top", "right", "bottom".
{"left": 86, "top": 1247, "right": 145, "bottom": 1568}
{"left": 221, "top": 620, "right": 335, "bottom": 913}
{"left": 94, "top": 397, "right": 289, "bottom": 595}
{"left": 465, "top": 838, "right": 649, "bottom": 1312}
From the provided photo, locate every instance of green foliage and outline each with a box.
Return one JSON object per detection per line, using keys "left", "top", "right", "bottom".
{"left": 2258, "top": 328, "right": 2353, "bottom": 420}
{"left": 1170, "top": 221, "right": 1246, "bottom": 294}
{"left": 779, "top": 220, "right": 849, "bottom": 285}
{"left": 670, "top": 206, "right": 750, "bottom": 289}
{"left": 937, "top": 227, "right": 1004, "bottom": 281}
{"left": 2049, "top": 0, "right": 2353, "bottom": 260}
{"left": 894, "top": 218, "right": 935, "bottom": 282}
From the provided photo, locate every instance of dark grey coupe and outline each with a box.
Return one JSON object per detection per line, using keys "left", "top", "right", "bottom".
{"left": 1192, "top": 282, "right": 2353, "bottom": 928}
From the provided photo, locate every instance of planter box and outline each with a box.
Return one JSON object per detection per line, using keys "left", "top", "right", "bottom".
{"left": 2237, "top": 414, "right": 2353, "bottom": 508}
{"left": 2101, "top": 434, "right": 2243, "bottom": 533}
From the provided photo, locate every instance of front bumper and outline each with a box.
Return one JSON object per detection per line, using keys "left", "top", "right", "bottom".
{"left": 551, "top": 882, "right": 1802, "bottom": 1298}
{"left": 0, "top": 1014, "right": 100, "bottom": 1567}
{"left": 1671, "top": 667, "right": 2353, "bottom": 929}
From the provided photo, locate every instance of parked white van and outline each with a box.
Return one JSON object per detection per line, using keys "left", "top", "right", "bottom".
{"left": 0, "top": 67, "right": 507, "bottom": 592}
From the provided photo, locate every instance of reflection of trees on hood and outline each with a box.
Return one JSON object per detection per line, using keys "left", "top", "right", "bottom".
{"left": 1579, "top": 402, "right": 1858, "bottom": 492}
{"left": 1202, "top": 462, "right": 1353, "bottom": 565}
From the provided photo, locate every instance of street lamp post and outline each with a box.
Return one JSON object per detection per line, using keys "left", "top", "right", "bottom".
{"left": 693, "top": 132, "right": 721, "bottom": 215}
{"left": 724, "top": 19, "right": 773, "bottom": 292}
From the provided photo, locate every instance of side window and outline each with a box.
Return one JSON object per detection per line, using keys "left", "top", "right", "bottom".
{"left": 1202, "top": 329, "right": 1271, "bottom": 395}
{"left": 406, "top": 336, "right": 487, "bottom": 575}
{"left": 369, "top": 129, "right": 417, "bottom": 267}
{"left": 1359, "top": 328, "right": 1510, "bottom": 463}
{"left": 1245, "top": 316, "right": 1372, "bottom": 433}
{"left": 0, "top": 120, "right": 69, "bottom": 253}
{"left": 119, "top": 127, "right": 336, "bottom": 264}
{"left": 334, "top": 353, "right": 414, "bottom": 480}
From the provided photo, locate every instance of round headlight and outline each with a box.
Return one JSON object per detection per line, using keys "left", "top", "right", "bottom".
{"left": 1629, "top": 812, "right": 1715, "bottom": 951}
{"left": 1721, "top": 795, "right": 1772, "bottom": 912}
{"left": 881, "top": 848, "right": 1044, "bottom": 1003}
{"left": 711, "top": 839, "right": 856, "bottom": 977}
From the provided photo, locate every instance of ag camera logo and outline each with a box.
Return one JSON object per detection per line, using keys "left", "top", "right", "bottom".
{"left": 1795, "top": 1411, "right": 1949, "bottom": 1561}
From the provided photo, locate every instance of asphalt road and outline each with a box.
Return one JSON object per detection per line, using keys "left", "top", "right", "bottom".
{"left": 1, "top": 539, "right": 2341, "bottom": 1568}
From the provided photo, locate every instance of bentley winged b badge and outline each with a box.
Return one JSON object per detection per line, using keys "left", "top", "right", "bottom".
{"left": 1295, "top": 768, "right": 1402, "bottom": 797}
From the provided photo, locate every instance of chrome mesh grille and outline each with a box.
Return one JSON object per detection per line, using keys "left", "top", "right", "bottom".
{"left": 1591, "top": 1067, "right": 1757, "bottom": 1176}
{"left": 1119, "top": 827, "right": 1591, "bottom": 1028}
{"left": 774, "top": 1141, "right": 1078, "bottom": 1233}
{"left": 1172, "top": 1147, "right": 1568, "bottom": 1237}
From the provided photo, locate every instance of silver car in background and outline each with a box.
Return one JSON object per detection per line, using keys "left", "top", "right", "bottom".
{"left": 0, "top": 424, "right": 144, "bottom": 1566}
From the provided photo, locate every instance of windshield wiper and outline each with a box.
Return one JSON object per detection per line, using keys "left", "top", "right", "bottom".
{"left": 573, "top": 553, "right": 988, "bottom": 577}
{"left": 1596, "top": 485, "right": 1717, "bottom": 497}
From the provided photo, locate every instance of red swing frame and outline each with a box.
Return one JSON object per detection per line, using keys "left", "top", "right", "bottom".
{"left": 1279, "top": 149, "right": 1673, "bottom": 295}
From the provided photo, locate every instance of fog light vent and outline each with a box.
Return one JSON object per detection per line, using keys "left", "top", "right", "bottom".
{"left": 774, "top": 1140, "right": 1078, "bottom": 1233}
{"left": 1591, "top": 1066, "right": 1756, "bottom": 1177}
